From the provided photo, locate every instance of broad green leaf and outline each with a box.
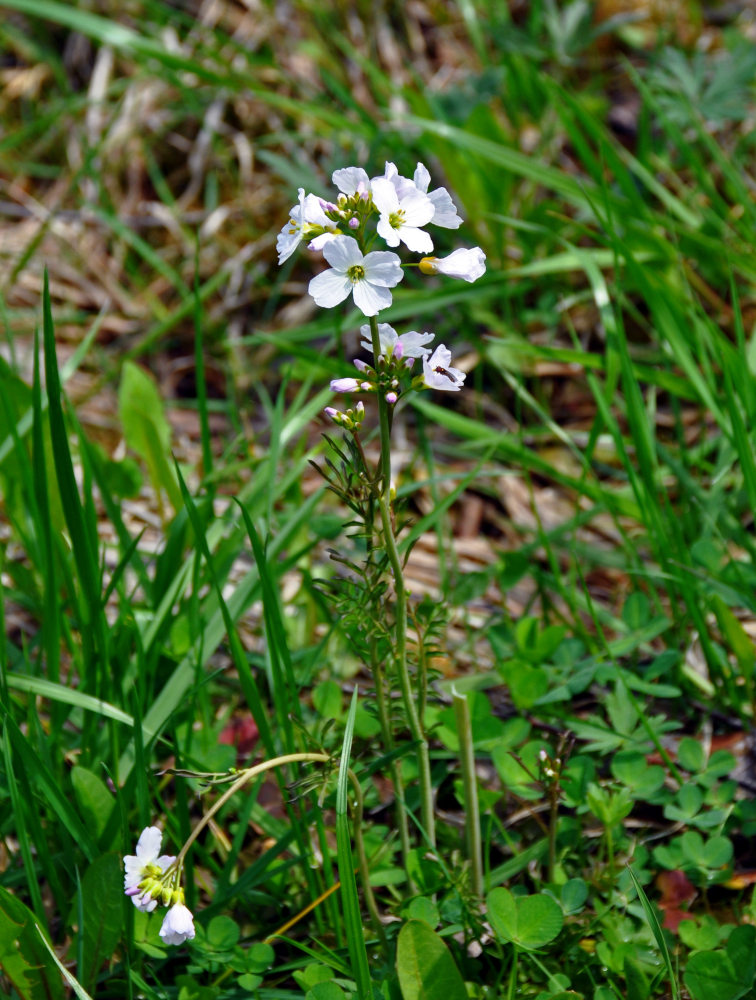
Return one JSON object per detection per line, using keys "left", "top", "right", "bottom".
{"left": 76, "top": 853, "right": 123, "bottom": 993}
{"left": 396, "top": 920, "right": 467, "bottom": 1000}
{"left": 306, "top": 984, "right": 346, "bottom": 1000}
{"left": 71, "top": 767, "right": 115, "bottom": 844}
{"left": 206, "top": 915, "right": 240, "bottom": 950}
{"left": 118, "top": 361, "right": 182, "bottom": 514}
{"left": 684, "top": 951, "right": 749, "bottom": 1000}
{"left": 486, "top": 888, "right": 563, "bottom": 950}
{"left": 0, "top": 885, "right": 65, "bottom": 1000}
{"left": 312, "top": 680, "right": 342, "bottom": 719}
{"left": 560, "top": 879, "right": 588, "bottom": 916}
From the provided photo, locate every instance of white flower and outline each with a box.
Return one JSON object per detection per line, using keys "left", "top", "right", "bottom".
{"left": 276, "top": 188, "right": 336, "bottom": 265}
{"left": 422, "top": 344, "right": 466, "bottom": 391}
{"left": 419, "top": 247, "right": 486, "bottom": 283}
{"left": 371, "top": 177, "right": 434, "bottom": 253}
{"left": 360, "top": 322, "right": 434, "bottom": 360}
{"left": 308, "top": 236, "right": 403, "bottom": 317}
{"left": 412, "top": 163, "right": 463, "bottom": 229}
{"left": 123, "top": 826, "right": 175, "bottom": 913}
{"left": 332, "top": 166, "right": 371, "bottom": 196}
{"left": 380, "top": 161, "right": 462, "bottom": 229}
{"left": 159, "top": 903, "right": 196, "bottom": 946}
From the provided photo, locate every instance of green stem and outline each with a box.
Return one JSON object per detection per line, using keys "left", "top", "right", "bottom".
{"left": 368, "top": 317, "right": 435, "bottom": 850}
{"left": 453, "top": 687, "right": 483, "bottom": 898}
{"left": 548, "top": 787, "right": 558, "bottom": 885}
{"left": 371, "top": 638, "right": 412, "bottom": 880}
{"left": 174, "top": 753, "right": 329, "bottom": 869}
{"left": 348, "top": 769, "right": 389, "bottom": 956}
{"left": 507, "top": 944, "right": 518, "bottom": 1000}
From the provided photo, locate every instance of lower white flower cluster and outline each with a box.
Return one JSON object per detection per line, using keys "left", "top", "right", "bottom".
{"left": 326, "top": 322, "right": 465, "bottom": 423}
{"left": 123, "top": 826, "right": 196, "bottom": 947}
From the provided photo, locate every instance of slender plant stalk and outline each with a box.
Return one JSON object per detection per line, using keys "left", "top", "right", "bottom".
{"left": 370, "top": 637, "right": 412, "bottom": 878}
{"left": 171, "top": 752, "right": 384, "bottom": 951}
{"left": 369, "top": 315, "right": 436, "bottom": 851}
{"left": 347, "top": 769, "right": 388, "bottom": 954}
{"left": 174, "top": 753, "right": 330, "bottom": 868}
{"left": 453, "top": 687, "right": 483, "bottom": 898}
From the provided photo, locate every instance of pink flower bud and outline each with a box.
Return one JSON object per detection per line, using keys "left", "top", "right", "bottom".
{"left": 348, "top": 217, "right": 359, "bottom": 229}
{"left": 386, "top": 391, "right": 398, "bottom": 404}
{"left": 330, "top": 377, "right": 359, "bottom": 393}
{"left": 353, "top": 358, "right": 368, "bottom": 372}
{"left": 393, "top": 341, "right": 404, "bottom": 361}
{"left": 324, "top": 407, "right": 338, "bottom": 419}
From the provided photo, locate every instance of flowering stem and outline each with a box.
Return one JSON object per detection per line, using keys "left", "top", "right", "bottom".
{"left": 370, "top": 634, "right": 412, "bottom": 881}
{"left": 172, "top": 752, "right": 384, "bottom": 949}
{"left": 174, "top": 753, "right": 329, "bottom": 868}
{"left": 452, "top": 687, "right": 483, "bottom": 898}
{"left": 369, "top": 316, "right": 436, "bottom": 851}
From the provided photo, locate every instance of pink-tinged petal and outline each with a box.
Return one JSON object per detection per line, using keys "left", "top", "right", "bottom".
{"left": 353, "top": 282, "right": 392, "bottom": 317}
{"left": 376, "top": 217, "right": 401, "bottom": 247}
{"left": 362, "top": 253, "right": 403, "bottom": 287}
{"left": 309, "top": 269, "right": 353, "bottom": 309}
{"left": 330, "top": 377, "right": 360, "bottom": 392}
{"left": 132, "top": 891, "right": 158, "bottom": 913}
{"left": 332, "top": 166, "right": 370, "bottom": 195}
{"left": 398, "top": 226, "right": 433, "bottom": 254}
{"left": 322, "top": 235, "right": 362, "bottom": 270}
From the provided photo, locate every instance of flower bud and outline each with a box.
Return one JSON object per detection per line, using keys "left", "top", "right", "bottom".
{"left": 330, "top": 377, "right": 359, "bottom": 393}
{"left": 386, "top": 391, "right": 398, "bottom": 404}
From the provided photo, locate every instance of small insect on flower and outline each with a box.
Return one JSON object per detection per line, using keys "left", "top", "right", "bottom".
{"left": 422, "top": 345, "right": 466, "bottom": 392}
{"left": 433, "top": 365, "right": 459, "bottom": 383}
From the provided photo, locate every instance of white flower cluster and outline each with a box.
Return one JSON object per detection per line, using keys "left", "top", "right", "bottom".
{"left": 327, "top": 322, "right": 466, "bottom": 412}
{"left": 123, "top": 826, "right": 196, "bottom": 946}
{"left": 277, "top": 161, "right": 486, "bottom": 318}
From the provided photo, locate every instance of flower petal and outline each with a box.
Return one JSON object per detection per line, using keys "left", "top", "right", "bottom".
{"left": 428, "top": 188, "right": 462, "bottom": 229}
{"left": 321, "top": 235, "right": 362, "bottom": 270}
{"left": 309, "top": 269, "right": 353, "bottom": 309}
{"left": 362, "top": 252, "right": 403, "bottom": 287}
{"left": 135, "top": 826, "right": 163, "bottom": 861}
{"left": 376, "top": 217, "right": 401, "bottom": 246}
{"left": 397, "top": 226, "right": 433, "bottom": 254}
{"left": 332, "top": 166, "right": 370, "bottom": 195}
{"left": 159, "top": 903, "right": 196, "bottom": 946}
{"left": 370, "top": 177, "right": 399, "bottom": 215}
{"left": 353, "top": 281, "right": 392, "bottom": 317}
